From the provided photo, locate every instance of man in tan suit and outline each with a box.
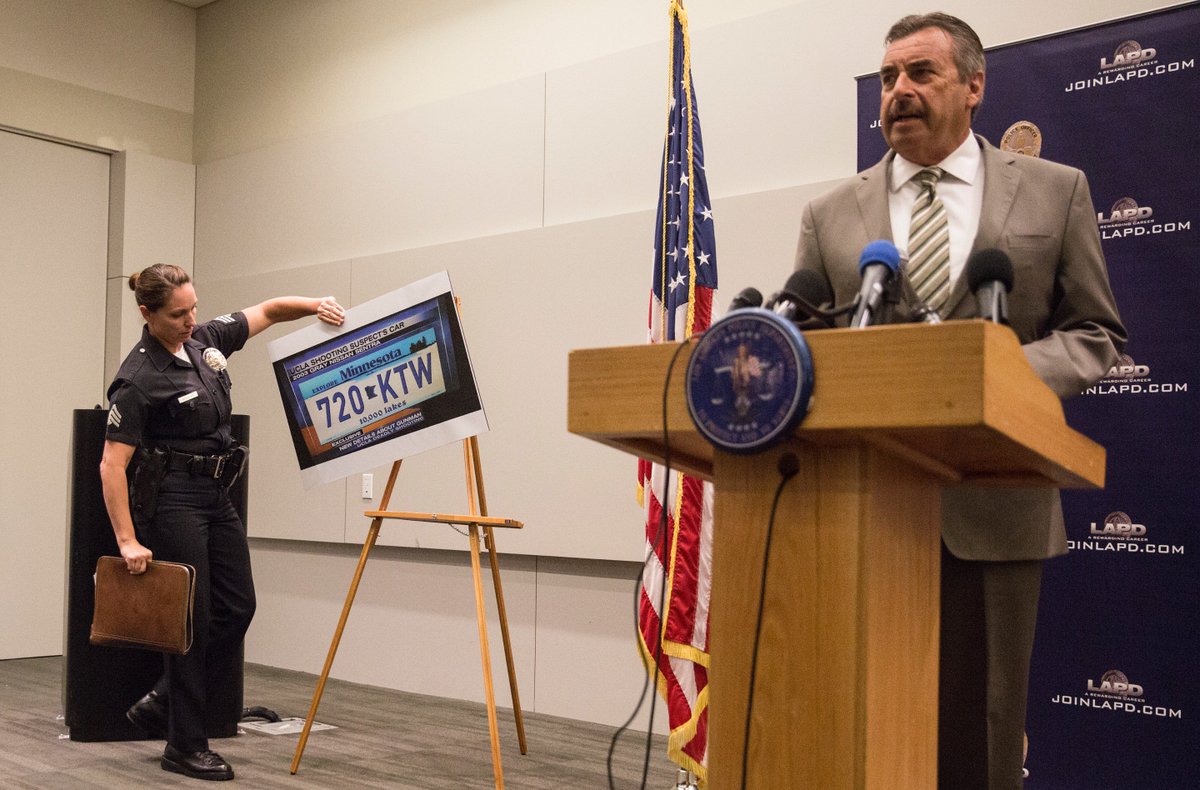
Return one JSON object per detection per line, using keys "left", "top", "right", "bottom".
{"left": 795, "top": 13, "right": 1125, "bottom": 789}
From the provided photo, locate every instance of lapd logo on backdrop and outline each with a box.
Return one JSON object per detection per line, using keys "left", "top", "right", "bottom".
{"left": 1000, "top": 120, "right": 1042, "bottom": 157}
{"left": 1084, "top": 354, "right": 1189, "bottom": 396}
{"left": 1102, "top": 40, "right": 1158, "bottom": 71}
{"left": 1096, "top": 195, "right": 1192, "bottom": 240}
{"left": 1065, "top": 37, "right": 1195, "bottom": 93}
{"left": 1068, "top": 510, "right": 1185, "bottom": 556}
{"left": 1052, "top": 669, "right": 1183, "bottom": 719}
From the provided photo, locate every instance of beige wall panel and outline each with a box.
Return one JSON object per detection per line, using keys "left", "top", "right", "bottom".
{"left": 0, "top": 67, "right": 194, "bottom": 163}
{"left": 194, "top": 77, "right": 545, "bottom": 281}
{"left": 0, "top": 0, "right": 194, "bottom": 112}
{"left": 105, "top": 151, "right": 197, "bottom": 381}
{"left": 200, "top": 262, "right": 354, "bottom": 543}
{"left": 0, "top": 0, "right": 194, "bottom": 161}
{"left": 246, "top": 540, "right": 535, "bottom": 710}
{"left": 543, "top": 44, "right": 662, "bottom": 226}
{"left": 0, "top": 131, "right": 108, "bottom": 658}
{"left": 192, "top": 0, "right": 800, "bottom": 163}
{"left": 533, "top": 556, "right": 668, "bottom": 733}
{"left": 688, "top": 5, "right": 851, "bottom": 194}
{"left": 706, "top": 180, "right": 843, "bottom": 305}
{"left": 113, "top": 151, "right": 196, "bottom": 278}
{"left": 543, "top": 5, "right": 840, "bottom": 228}
{"left": 245, "top": 540, "right": 666, "bottom": 730}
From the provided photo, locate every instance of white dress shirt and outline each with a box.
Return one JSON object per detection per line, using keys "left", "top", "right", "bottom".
{"left": 888, "top": 132, "right": 985, "bottom": 290}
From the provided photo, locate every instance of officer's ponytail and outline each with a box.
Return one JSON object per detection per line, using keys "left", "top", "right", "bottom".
{"left": 130, "top": 264, "right": 191, "bottom": 313}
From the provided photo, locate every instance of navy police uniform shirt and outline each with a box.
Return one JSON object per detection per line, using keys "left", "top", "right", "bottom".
{"left": 106, "top": 312, "right": 250, "bottom": 455}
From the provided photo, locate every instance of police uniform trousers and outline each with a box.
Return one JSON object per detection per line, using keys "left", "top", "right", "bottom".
{"left": 142, "top": 470, "right": 256, "bottom": 753}
{"left": 938, "top": 543, "right": 1044, "bottom": 790}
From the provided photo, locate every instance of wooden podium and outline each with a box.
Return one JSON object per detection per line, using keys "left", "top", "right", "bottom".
{"left": 567, "top": 321, "right": 1105, "bottom": 789}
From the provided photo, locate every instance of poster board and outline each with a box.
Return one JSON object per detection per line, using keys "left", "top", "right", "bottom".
{"left": 268, "top": 270, "right": 487, "bottom": 488}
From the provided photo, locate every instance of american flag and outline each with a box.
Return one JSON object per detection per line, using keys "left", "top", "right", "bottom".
{"left": 637, "top": 0, "right": 717, "bottom": 781}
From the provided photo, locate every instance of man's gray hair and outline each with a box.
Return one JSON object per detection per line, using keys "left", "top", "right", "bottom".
{"left": 885, "top": 12, "right": 986, "bottom": 81}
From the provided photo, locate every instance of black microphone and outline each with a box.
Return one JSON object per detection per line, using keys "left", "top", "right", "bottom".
{"left": 966, "top": 249, "right": 1014, "bottom": 325}
{"left": 727, "top": 287, "right": 763, "bottom": 312}
{"left": 766, "top": 270, "right": 830, "bottom": 323}
{"left": 789, "top": 269, "right": 834, "bottom": 312}
{"left": 850, "top": 240, "right": 901, "bottom": 328}
{"left": 788, "top": 269, "right": 838, "bottom": 329}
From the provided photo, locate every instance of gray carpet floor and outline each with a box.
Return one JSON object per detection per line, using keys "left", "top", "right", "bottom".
{"left": 0, "top": 656, "right": 678, "bottom": 789}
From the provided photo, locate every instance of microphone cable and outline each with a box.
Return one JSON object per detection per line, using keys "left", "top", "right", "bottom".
{"left": 739, "top": 451, "right": 801, "bottom": 790}
{"left": 607, "top": 335, "right": 699, "bottom": 790}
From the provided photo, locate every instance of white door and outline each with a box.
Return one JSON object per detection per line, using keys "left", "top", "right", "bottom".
{"left": 0, "top": 130, "right": 109, "bottom": 658}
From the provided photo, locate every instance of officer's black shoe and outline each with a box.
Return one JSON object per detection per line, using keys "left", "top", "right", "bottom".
{"left": 126, "top": 690, "right": 168, "bottom": 738}
{"left": 161, "top": 745, "right": 235, "bottom": 781}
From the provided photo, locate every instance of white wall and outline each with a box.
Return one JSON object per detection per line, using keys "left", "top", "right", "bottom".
{"left": 192, "top": 0, "right": 801, "bottom": 163}
{"left": 190, "top": 0, "right": 1173, "bottom": 735}
{"left": 0, "top": 0, "right": 195, "bottom": 160}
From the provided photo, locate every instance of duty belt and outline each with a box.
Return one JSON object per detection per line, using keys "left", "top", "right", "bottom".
{"left": 165, "top": 448, "right": 240, "bottom": 479}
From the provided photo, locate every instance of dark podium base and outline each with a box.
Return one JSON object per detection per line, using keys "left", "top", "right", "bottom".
{"left": 62, "top": 408, "right": 250, "bottom": 742}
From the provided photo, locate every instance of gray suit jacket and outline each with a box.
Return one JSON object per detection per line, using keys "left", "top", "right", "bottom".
{"left": 796, "top": 136, "right": 1126, "bottom": 561}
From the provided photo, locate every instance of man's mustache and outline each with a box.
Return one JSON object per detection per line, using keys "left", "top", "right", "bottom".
{"left": 888, "top": 99, "right": 925, "bottom": 120}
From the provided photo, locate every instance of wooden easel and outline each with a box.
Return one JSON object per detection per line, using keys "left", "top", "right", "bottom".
{"left": 289, "top": 434, "right": 528, "bottom": 788}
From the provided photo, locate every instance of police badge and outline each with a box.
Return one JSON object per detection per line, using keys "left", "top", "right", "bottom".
{"left": 202, "top": 347, "right": 228, "bottom": 372}
{"left": 1000, "top": 120, "right": 1043, "bottom": 158}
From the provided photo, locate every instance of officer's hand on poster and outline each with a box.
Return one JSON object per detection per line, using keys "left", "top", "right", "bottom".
{"left": 314, "top": 296, "right": 345, "bottom": 327}
{"left": 243, "top": 295, "right": 346, "bottom": 339}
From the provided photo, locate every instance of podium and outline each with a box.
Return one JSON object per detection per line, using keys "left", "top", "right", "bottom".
{"left": 567, "top": 321, "right": 1104, "bottom": 789}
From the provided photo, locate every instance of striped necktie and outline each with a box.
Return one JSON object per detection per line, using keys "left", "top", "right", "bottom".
{"left": 907, "top": 167, "right": 950, "bottom": 310}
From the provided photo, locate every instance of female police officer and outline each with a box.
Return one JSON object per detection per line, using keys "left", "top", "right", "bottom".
{"left": 99, "top": 263, "right": 344, "bottom": 781}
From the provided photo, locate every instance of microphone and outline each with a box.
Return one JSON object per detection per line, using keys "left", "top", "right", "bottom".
{"left": 788, "top": 269, "right": 838, "bottom": 329}
{"left": 727, "top": 287, "right": 763, "bottom": 312}
{"left": 966, "top": 249, "right": 1014, "bottom": 325}
{"left": 789, "top": 269, "right": 834, "bottom": 312}
{"left": 766, "top": 270, "right": 832, "bottom": 324}
{"left": 850, "top": 240, "right": 901, "bottom": 328}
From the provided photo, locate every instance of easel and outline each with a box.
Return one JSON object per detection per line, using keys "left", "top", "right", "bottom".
{"left": 289, "top": 434, "right": 528, "bottom": 788}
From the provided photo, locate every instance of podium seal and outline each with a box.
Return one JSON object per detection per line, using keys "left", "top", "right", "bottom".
{"left": 685, "top": 308, "right": 814, "bottom": 454}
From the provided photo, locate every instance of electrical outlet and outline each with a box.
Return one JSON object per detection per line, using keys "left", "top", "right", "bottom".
{"left": 361, "top": 473, "right": 373, "bottom": 499}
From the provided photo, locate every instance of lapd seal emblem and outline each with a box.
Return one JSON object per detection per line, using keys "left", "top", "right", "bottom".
{"left": 202, "top": 347, "right": 228, "bottom": 372}
{"left": 685, "top": 309, "right": 814, "bottom": 454}
{"left": 1000, "top": 121, "right": 1042, "bottom": 158}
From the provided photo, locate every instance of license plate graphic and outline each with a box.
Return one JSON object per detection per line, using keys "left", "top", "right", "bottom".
{"left": 303, "top": 344, "right": 446, "bottom": 446}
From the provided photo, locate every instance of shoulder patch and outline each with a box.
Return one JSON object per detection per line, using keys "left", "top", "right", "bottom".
{"left": 214, "top": 314, "right": 236, "bottom": 324}
{"left": 107, "top": 404, "right": 122, "bottom": 428}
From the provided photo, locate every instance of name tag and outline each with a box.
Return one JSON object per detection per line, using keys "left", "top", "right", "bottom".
{"left": 178, "top": 391, "right": 199, "bottom": 404}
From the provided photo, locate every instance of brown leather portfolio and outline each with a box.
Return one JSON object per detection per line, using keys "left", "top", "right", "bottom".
{"left": 90, "top": 556, "right": 196, "bottom": 655}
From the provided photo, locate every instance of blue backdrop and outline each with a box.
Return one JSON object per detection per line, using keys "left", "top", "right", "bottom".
{"left": 856, "top": 5, "right": 1198, "bottom": 787}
